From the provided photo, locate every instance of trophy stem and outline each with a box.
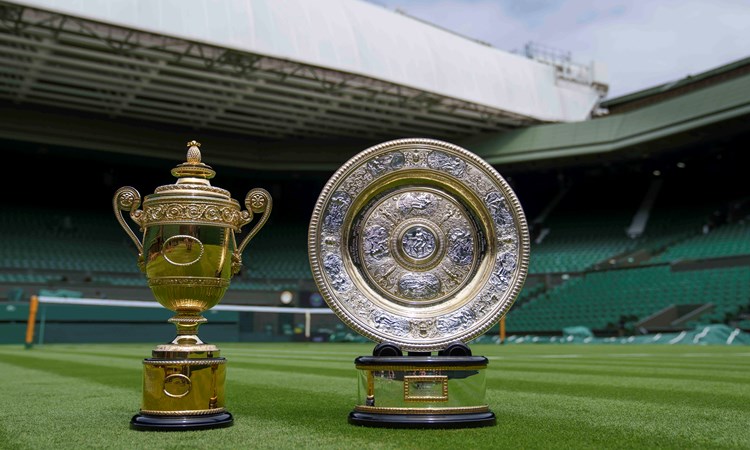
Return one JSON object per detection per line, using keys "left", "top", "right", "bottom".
{"left": 168, "top": 312, "right": 207, "bottom": 345}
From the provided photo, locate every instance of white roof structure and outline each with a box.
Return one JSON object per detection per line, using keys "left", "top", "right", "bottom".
{"left": 0, "top": 0, "right": 608, "bottom": 169}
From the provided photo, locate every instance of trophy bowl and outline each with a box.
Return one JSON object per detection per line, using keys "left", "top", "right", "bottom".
{"left": 113, "top": 140, "right": 271, "bottom": 431}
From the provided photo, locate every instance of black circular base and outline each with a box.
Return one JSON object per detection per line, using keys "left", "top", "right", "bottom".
{"left": 130, "top": 411, "right": 234, "bottom": 431}
{"left": 348, "top": 411, "right": 496, "bottom": 429}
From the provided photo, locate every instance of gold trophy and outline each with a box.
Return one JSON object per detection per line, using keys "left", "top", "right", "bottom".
{"left": 114, "top": 140, "right": 271, "bottom": 431}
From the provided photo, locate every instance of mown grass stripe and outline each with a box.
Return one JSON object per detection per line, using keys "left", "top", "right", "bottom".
{"left": 1, "top": 350, "right": 142, "bottom": 373}
{"left": 222, "top": 342, "right": 373, "bottom": 356}
{"left": 488, "top": 376, "right": 749, "bottom": 412}
{"left": 26, "top": 348, "right": 147, "bottom": 362}
{"left": 229, "top": 352, "right": 358, "bottom": 364}
{"left": 0, "top": 361, "right": 143, "bottom": 449}
{"left": 488, "top": 354, "right": 750, "bottom": 370}
{"left": 229, "top": 360, "right": 355, "bottom": 379}
{"left": 482, "top": 344, "right": 747, "bottom": 356}
{"left": 488, "top": 354, "right": 750, "bottom": 367}
{"left": 488, "top": 361, "right": 750, "bottom": 384}
{"left": 227, "top": 367, "right": 355, "bottom": 398}
{"left": 538, "top": 358, "right": 750, "bottom": 371}
{"left": 502, "top": 356, "right": 750, "bottom": 366}
{"left": 0, "top": 352, "right": 141, "bottom": 390}
{"left": 487, "top": 389, "right": 750, "bottom": 448}
{"left": 30, "top": 344, "right": 362, "bottom": 366}
{"left": 488, "top": 367, "right": 750, "bottom": 398}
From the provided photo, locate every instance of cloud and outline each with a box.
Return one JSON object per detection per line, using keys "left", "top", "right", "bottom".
{"left": 370, "top": 0, "right": 750, "bottom": 98}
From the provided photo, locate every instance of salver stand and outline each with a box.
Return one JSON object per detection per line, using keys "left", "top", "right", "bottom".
{"left": 308, "top": 138, "right": 530, "bottom": 431}
{"left": 348, "top": 342, "right": 496, "bottom": 428}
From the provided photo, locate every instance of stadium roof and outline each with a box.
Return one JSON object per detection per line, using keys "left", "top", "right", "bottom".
{"left": 0, "top": 0, "right": 608, "bottom": 171}
{"left": 460, "top": 58, "right": 750, "bottom": 171}
{"left": 601, "top": 56, "right": 750, "bottom": 114}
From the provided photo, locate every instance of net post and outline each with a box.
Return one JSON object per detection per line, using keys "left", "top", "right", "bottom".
{"left": 304, "top": 312, "right": 311, "bottom": 340}
{"left": 499, "top": 315, "right": 506, "bottom": 345}
{"left": 25, "top": 295, "right": 39, "bottom": 349}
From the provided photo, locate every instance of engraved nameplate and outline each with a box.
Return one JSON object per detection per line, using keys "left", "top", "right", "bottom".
{"left": 403, "top": 375, "right": 449, "bottom": 402}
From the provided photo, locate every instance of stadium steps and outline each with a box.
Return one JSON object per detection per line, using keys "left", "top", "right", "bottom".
{"left": 529, "top": 213, "right": 640, "bottom": 274}
{"left": 650, "top": 219, "right": 750, "bottom": 263}
{"left": 505, "top": 265, "right": 750, "bottom": 334}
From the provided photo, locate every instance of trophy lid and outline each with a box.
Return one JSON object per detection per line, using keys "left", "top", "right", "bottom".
{"left": 171, "top": 140, "right": 216, "bottom": 181}
{"left": 149, "top": 140, "right": 233, "bottom": 201}
{"left": 135, "top": 140, "right": 246, "bottom": 230}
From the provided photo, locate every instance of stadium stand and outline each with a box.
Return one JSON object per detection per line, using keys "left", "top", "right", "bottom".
{"left": 1, "top": 0, "right": 749, "bottom": 343}
{"left": 2, "top": 145, "right": 748, "bottom": 342}
{"left": 241, "top": 223, "right": 313, "bottom": 282}
{"left": 3, "top": 142, "right": 749, "bottom": 342}
{"left": 650, "top": 221, "right": 750, "bottom": 263}
{"left": 526, "top": 179, "right": 643, "bottom": 274}
{"left": 506, "top": 266, "right": 750, "bottom": 334}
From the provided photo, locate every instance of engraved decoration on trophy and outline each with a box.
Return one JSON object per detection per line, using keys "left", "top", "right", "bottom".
{"left": 309, "top": 138, "right": 529, "bottom": 351}
{"left": 114, "top": 140, "right": 272, "bottom": 431}
{"left": 308, "top": 138, "right": 529, "bottom": 428}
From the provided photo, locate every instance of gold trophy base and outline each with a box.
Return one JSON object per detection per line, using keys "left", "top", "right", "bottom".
{"left": 348, "top": 343, "right": 495, "bottom": 429}
{"left": 130, "top": 410, "right": 233, "bottom": 432}
{"left": 130, "top": 330, "right": 234, "bottom": 431}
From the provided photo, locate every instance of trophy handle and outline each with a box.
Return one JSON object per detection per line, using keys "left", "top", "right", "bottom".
{"left": 234, "top": 188, "right": 272, "bottom": 271}
{"left": 113, "top": 186, "right": 145, "bottom": 256}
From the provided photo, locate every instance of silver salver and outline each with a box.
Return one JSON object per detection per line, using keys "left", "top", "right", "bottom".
{"left": 308, "top": 138, "right": 530, "bottom": 351}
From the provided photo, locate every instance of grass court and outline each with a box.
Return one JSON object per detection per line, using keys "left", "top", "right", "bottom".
{"left": 1, "top": 342, "right": 748, "bottom": 449}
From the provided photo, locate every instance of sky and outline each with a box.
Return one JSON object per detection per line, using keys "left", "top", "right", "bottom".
{"left": 368, "top": 0, "right": 750, "bottom": 99}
